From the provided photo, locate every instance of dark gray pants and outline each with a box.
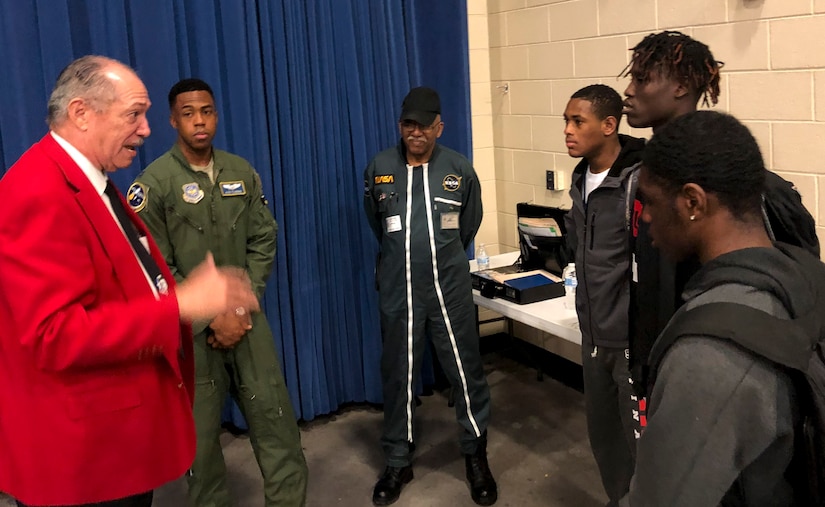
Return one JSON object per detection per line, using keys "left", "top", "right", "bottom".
{"left": 379, "top": 294, "right": 491, "bottom": 467}
{"left": 582, "top": 345, "right": 637, "bottom": 504}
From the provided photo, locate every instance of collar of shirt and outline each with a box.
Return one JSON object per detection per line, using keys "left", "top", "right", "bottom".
{"left": 50, "top": 132, "right": 159, "bottom": 299}
{"left": 50, "top": 131, "right": 108, "bottom": 196}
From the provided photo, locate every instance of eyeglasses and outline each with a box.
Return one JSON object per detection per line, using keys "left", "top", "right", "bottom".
{"left": 400, "top": 119, "right": 440, "bottom": 134}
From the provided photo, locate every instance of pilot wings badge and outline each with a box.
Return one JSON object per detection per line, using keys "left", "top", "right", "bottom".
{"left": 219, "top": 181, "right": 247, "bottom": 197}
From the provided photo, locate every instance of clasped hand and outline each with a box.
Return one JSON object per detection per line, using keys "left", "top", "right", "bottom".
{"left": 207, "top": 310, "right": 253, "bottom": 349}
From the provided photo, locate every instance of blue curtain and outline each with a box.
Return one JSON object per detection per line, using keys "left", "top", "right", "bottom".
{"left": 0, "top": 0, "right": 471, "bottom": 421}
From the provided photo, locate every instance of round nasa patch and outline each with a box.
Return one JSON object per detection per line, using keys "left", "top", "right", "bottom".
{"left": 442, "top": 174, "right": 461, "bottom": 192}
{"left": 128, "top": 182, "right": 148, "bottom": 212}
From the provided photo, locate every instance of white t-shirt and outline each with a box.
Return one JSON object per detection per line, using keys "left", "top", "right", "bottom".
{"left": 584, "top": 165, "right": 610, "bottom": 204}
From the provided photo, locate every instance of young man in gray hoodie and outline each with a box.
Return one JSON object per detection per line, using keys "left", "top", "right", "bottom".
{"left": 622, "top": 110, "right": 815, "bottom": 506}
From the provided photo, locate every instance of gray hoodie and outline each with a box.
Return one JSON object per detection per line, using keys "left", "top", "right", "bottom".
{"left": 620, "top": 246, "right": 815, "bottom": 507}
{"left": 564, "top": 134, "right": 645, "bottom": 349}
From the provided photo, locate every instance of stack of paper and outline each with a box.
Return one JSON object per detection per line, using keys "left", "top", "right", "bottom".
{"left": 518, "top": 217, "right": 563, "bottom": 237}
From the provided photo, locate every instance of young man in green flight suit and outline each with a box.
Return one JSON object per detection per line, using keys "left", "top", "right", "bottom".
{"left": 130, "top": 78, "right": 308, "bottom": 507}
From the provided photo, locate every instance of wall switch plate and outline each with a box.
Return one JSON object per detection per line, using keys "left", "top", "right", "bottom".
{"left": 546, "top": 170, "right": 566, "bottom": 191}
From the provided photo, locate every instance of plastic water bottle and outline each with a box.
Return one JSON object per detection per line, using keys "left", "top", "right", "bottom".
{"left": 563, "top": 262, "right": 577, "bottom": 310}
{"left": 476, "top": 244, "right": 490, "bottom": 272}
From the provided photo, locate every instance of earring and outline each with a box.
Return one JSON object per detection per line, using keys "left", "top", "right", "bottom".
{"left": 689, "top": 215, "right": 696, "bottom": 221}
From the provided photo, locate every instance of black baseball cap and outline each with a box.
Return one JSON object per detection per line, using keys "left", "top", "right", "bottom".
{"left": 399, "top": 87, "right": 441, "bottom": 125}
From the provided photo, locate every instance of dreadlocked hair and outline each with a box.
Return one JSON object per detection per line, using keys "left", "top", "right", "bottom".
{"left": 620, "top": 31, "right": 723, "bottom": 108}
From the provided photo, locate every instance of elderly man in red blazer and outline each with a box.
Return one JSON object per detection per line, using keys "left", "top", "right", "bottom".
{"left": 0, "top": 55, "right": 261, "bottom": 507}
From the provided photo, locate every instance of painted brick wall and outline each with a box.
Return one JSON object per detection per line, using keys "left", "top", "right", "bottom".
{"left": 468, "top": 0, "right": 825, "bottom": 255}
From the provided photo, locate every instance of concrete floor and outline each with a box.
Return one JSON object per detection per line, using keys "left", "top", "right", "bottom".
{"left": 1, "top": 345, "right": 607, "bottom": 507}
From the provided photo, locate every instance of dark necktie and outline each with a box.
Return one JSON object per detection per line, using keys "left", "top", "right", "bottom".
{"left": 104, "top": 180, "right": 167, "bottom": 295}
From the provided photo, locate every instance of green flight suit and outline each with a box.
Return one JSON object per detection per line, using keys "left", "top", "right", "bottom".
{"left": 131, "top": 144, "right": 307, "bottom": 507}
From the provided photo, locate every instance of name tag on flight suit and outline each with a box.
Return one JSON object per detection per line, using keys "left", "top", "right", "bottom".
{"left": 386, "top": 215, "right": 402, "bottom": 233}
{"left": 220, "top": 181, "right": 247, "bottom": 196}
{"left": 441, "top": 212, "right": 459, "bottom": 230}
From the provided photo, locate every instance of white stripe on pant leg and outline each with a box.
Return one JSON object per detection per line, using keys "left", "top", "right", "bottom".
{"left": 404, "top": 164, "right": 415, "bottom": 442}
{"left": 421, "top": 165, "right": 481, "bottom": 437}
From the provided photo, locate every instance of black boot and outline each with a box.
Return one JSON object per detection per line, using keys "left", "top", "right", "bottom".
{"left": 465, "top": 447, "right": 497, "bottom": 505}
{"left": 372, "top": 465, "right": 413, "bottom": 506}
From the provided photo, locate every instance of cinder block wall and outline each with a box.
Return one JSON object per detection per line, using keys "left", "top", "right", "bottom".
{"left": 468, "top": 0, "right": 825, "bottom": 257}
{"left": 468, "top": 0, "right": 500, "bottom": 256}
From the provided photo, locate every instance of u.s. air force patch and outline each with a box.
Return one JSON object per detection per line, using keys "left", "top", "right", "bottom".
{"left": 182, "top": 182, "right": 205, "bottom": 204}
{"left": 128, "top": 182, "right": 147, "bottom": 212}
{"left": 442, "top": 174, "right": 461, "bottom": 191}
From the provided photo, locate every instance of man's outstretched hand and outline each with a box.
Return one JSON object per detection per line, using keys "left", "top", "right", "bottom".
{"left": 176, "top": 253, "right": 260, "bottom": 324}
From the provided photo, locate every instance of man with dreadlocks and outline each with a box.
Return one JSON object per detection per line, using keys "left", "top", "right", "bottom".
{"left": 619, "top": 32, "right": 819, "bottom": 437}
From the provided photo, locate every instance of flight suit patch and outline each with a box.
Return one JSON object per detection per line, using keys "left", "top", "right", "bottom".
{"left": 219, "top": 181, "right": 247, "bottom": 197}
{"left": 182, "top": 183, "right": 204, "bottom": 204}
{"left": 375, "top": 174, "right": 394, "bottom": 184}
{"left": 128, "top": 182, "right": 147, "bottom": 212}
{"left": 442, "top": 174, "right": 461, "bottom": 191}
{"left": 441, "top": 212, "right": 459, "bottom": 230}
{"left": 386, "top": 215, "right": 402, "bottom": 233}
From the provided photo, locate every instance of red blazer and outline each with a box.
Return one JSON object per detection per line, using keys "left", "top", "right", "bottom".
{"left": 0, "top": 135, "right": 196, "bottom": 505}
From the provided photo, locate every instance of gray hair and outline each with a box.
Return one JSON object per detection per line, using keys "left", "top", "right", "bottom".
{"left": 47, "top": 55, "right": 123, "bottom": 127}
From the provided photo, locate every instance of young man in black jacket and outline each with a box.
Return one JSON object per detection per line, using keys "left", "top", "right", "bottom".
{"left": 621, "top": 31, "right": 723, "bottom": 406}
{"left": 563, "top": 84, "right": 645, "bottom": 506}
{"left": 622, "top": 110, "right": 810, "bottom": 507}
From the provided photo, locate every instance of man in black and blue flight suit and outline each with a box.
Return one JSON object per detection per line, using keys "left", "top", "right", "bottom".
{"left": 363, "top": 87, "right": 496, "bottom": 506}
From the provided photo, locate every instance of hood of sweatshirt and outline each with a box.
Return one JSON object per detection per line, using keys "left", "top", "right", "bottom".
{"left": 682, "top": 244, "right": 818, "bottom": 319}
{"left": 571, "top": 134, "right": 646, "bottom": 180}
